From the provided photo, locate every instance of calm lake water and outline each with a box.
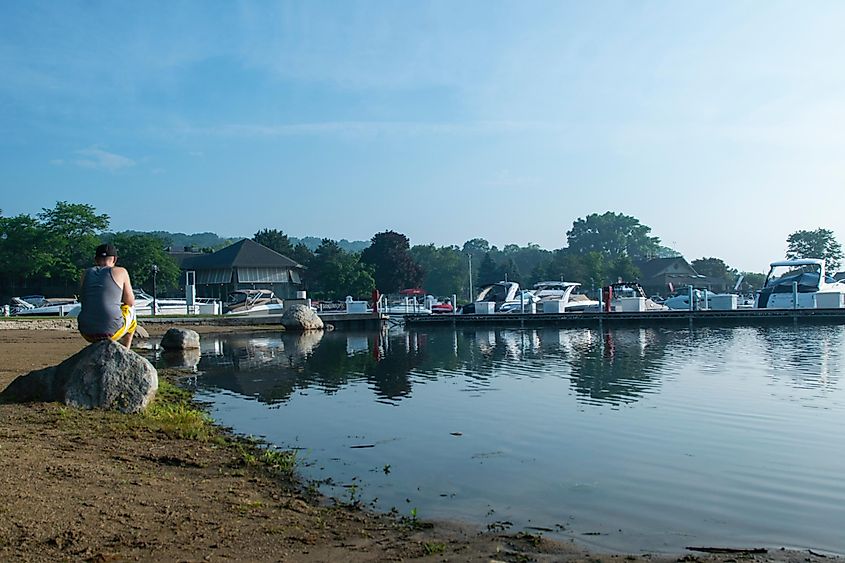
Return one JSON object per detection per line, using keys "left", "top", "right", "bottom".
{"left": 160, "top": 325, "right": 845, "bottom": 554}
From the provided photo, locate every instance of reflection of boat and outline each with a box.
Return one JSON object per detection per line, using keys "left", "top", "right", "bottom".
{"left": 756, "top": 259, "right": 845, "bottom": 309}
{"left": 11, "top": 295, "right": 80, "bottom": 316}
{"left": 223, "top": 289, "right": 284, "bottom": 315}
{"left": 531, "top": 281, "right": 600, "bottom": 312}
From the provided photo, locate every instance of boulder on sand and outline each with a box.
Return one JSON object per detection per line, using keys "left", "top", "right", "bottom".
{"left": 160, "top": 328, "right": 200, "bottom": 350}
{"left": 281, "top": 304, "right": 324, "bottom": 331}
{"left": 0, "top": 340, "right": 158, "bottom": 413}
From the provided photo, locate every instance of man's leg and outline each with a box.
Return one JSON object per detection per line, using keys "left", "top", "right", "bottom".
{"left": 113, "top": 305, "right": 137, "bottom": 348}
{"left": 118, "top": 330, "right": 134, "bottom": 348}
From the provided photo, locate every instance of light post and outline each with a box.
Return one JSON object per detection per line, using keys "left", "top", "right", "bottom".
{"left": 468, "top": 254, "right": 473, "bottom": 302}
{"left": 152, "top": 264, "right": 159, "bottom": 316}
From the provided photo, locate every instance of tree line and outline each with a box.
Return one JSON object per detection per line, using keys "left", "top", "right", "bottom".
{"left": 1, "top": 204, "right": 842, "bottom": 302}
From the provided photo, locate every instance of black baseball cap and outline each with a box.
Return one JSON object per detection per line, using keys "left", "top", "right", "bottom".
{"left": 95, "top": 243, "right": 117, "bottom": 258}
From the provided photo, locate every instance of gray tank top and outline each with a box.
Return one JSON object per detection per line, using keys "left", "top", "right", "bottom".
{"left": 78, "top": 266, "right": 124, "bottom": 335}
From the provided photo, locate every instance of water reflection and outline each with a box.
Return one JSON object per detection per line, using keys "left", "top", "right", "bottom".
{"left": 754, "top": 325, "right": 844, "bottom": 392}
{"left": 181, "top": 325, "right": 845, "bottom": 554}
{"left": 566, "top": 328, "right": 670, "bottom": 405}
{"left": 156, "top": 327, "right": 694, "bottom": 406}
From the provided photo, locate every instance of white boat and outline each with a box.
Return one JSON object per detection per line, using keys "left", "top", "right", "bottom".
{"left": 131, "top": 289, "right": 221, "bottom": 316}
{"left": 584, "top": 282, "right": 668, "bottom": 312}
{"left": 756, "top": 259, "right": 845, "bottom": 309}
{"left": 380, "top": 300, "right": 432, "bottom": 315}
{"left": 663, "top": 288, "right": 718, "bottom": 310}
{"left": 499, "top": 290, "right": 541, "bottom": 313}
{"left": 462, "top": 281, "right": 537, "bottom": 314}
{"left": 531, "top": 281, "right": 600, "bottom": 312}
{"left": 223, "top": 289, "right": 285, "bottom": 316}
{"left": 11, "top": 295, "right": 80, "bottom": 317}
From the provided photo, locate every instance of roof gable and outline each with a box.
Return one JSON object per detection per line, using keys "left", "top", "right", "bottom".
{"left": 183, "top": 239, "right": 303, "bottom": 270}
{"left": 636, "top": 257, "right": 698, "bottom": 279}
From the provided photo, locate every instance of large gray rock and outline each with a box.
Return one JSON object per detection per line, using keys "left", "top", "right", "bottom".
{"left": 160, "top": 328, "right": 200, "bottom": 350}
{"left": 0, "top": 341, "right": 158, "bottom": 413}
{"left": 281, "top": 304, "right": 324, "bottom": 331}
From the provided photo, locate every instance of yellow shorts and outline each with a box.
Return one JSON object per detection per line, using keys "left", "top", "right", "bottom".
{"left": 82, "top": 305, "right": 137, "bottom": 343}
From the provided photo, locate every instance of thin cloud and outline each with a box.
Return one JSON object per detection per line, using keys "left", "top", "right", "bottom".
{"left": 73, "top": 148, "right": 136, "bottom": 171}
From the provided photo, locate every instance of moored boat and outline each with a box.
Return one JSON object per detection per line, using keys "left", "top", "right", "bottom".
{"left": 223, "top": 289, "right": 284, "bottom": 315}
{"left": 756, "top": 259, "right": 845, "bottom": 309}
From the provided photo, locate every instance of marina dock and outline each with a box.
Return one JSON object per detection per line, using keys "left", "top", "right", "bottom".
{"left": 404, "top": 308, "right": 845, "bottom": 328}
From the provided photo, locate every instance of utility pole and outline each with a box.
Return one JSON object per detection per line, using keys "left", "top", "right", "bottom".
{"left": 152, "top": 264, "right": 159, "bottom": 316}
{"left": 468, "top": 254, "right": 473, "bottom": 302}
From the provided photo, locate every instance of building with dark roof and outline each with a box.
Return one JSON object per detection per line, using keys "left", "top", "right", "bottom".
{"left": 182, "top": 238, "right": 305, "bottom": 299}
{"left": 635, "top": 256, "right": 729, "bottom": 296}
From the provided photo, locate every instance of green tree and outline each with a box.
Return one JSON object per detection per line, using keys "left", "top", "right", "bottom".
{"left": 360, "top": 231, "right": 423, "bottom": 293}
{"left": 475, "top": 253, "right": 502, "bottom": 286}
{"left": 739, "top": 272, "right": 767, "bottom": 292}
{"left": 0, "top": 214, "right": 54, "bottom": 294}
{"left": 607, "top": 255, "right": 639, "bottom": 283}
{"left": 691, "top": 257, "right": 737, "bottom": 288}
{"left": 502, "top": 257, "right": 522, "bottom": 284}
{"left": 786, "top": 228, "right": 843, "bottom": 271}
{"left": 536, "top": 248, "right": 634, "bottom": 289}
{"left": 462, "top": 238, "right": 490, "bottom": 257}
{"left": 566, "top": 212, "right": 660, "bottom": 260}
{"left": 500, "top": 243, "right": 551, "bottom": 287}
{"left": 37, "top": 201, "right": 110, "bottom": 286}
{"left": 253, "top": 228, "right": 295, "bottom": 257}
{"left": 411, "top": 244, "right": 466, "bottom": 297}
{"left": 310, "top": 239, "right": 375, "bottom": 299}
{"left": 109, "top": 233, "right": 181, "bottom": 293}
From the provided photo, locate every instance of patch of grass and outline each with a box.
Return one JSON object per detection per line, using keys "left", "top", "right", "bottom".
{"left": 236, "top": 443, "right": 297, "bottom": 475}
{"left": 261, "top": 448, "right": 297, "bottom": 473}
{"left": 423, "top": 542, "right": 446, "bottom": 555}
{"left": 142, "top": 380, "right": 216, "bottom": 441}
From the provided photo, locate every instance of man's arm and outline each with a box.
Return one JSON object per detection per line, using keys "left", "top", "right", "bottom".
{"left": 114, "top": 267, "right": 135, "bottom": 307}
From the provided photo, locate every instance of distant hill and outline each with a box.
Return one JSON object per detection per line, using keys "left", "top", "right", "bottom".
{"left": 106, "top": 231, "right": 370, "bottom": 253}
{"left": 292, "top": 236, "right": 370, "bottom": 253}
{"left": 104, "top": 231, "right": 238, "bottom": 251}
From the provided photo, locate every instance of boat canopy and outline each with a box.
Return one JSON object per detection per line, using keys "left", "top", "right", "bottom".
{"left": 769, "top": 259, "right": 824, "bottom": 267}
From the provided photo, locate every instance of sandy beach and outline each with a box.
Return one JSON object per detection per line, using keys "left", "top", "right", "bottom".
{"left": 0, "top": 322, "right": 836, "bottom": 562}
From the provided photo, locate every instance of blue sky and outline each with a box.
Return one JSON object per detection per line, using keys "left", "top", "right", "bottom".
{"left": 2, "top": 1, "right": 844, "bottom": 272}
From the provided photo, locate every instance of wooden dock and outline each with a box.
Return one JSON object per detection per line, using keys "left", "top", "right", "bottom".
{"left": 404, "top": 308, "right": 845, "bottom": 328}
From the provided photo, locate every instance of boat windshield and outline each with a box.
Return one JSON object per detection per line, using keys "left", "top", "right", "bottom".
{"left": 227, "top": 292, "right": 248, "bottom": 305}
{"left": 477, "top": 284, "right": 510, "bottom": 302}
{"left": 765, "top": 264, "right": 823, "bottom": 292}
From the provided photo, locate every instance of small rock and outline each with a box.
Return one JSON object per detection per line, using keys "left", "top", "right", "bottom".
{"left": 160, "top": 328, "right": 200, "bottom": 350}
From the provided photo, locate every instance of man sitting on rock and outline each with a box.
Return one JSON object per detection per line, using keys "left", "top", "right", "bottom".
{"left": 77, "top": 243, "right": 137, "bottom": 348}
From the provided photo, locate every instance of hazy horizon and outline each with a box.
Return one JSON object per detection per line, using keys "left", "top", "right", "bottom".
{"left": 4, "top": 1, "right": 845, "bottom": 273}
